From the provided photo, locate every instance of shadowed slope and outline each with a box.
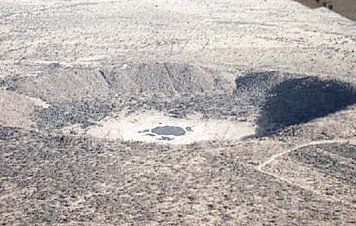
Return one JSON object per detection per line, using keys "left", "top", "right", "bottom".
{"left": 257, "top": 77, "right": 356, "bottom": 135}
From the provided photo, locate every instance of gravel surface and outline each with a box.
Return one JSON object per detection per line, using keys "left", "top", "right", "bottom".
{"left": 1, "top": 128, "right": 356, "bottom": 225}
{"left": 1, "top": 0, "right": 356, "bottom": 224}
{"left": 35, "top": 100, "right": 115, "bottom": 129}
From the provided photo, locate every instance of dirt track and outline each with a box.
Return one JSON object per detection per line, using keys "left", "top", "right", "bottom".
{"left": 256, "top": 139, "right": 356, "bottom": 207}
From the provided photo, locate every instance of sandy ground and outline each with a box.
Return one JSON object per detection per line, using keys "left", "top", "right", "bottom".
{"left": 0, "top": 0, "right": 355, "bottom": 81}
{"left": 0, "top": 90, "right": 50, "bottom": 128}
{"left": 1, "top": 0, "right": 356, "bottom": 225}
{"left": 84, "top": 111, "right": 255, "bottom": 144}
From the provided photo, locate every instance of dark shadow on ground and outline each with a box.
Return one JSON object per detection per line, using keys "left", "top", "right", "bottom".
{"left": 293, "top": 0, "right": 356, "bottom": 21}
{"left": 257, "top": 77, "right": 356, "bottom": 135}
{"left": 234, "top": 71, "right": 286, "bottom": 107}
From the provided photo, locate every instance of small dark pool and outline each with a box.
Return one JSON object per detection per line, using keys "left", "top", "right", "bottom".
{"left": 151, "top": 126, "right": 186, "bottom": 136}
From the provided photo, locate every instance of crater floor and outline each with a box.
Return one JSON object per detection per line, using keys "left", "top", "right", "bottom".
{"left": 83, "top": 111, "right": 255, "bottom": 144}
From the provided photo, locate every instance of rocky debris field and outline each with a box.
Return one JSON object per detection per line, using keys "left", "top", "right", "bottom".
{"left": 1, "top": 128, "right": 356, "bottom": 225}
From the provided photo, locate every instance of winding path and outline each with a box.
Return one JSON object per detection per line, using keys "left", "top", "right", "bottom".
{"left": 255, "top": 139, "right": 356, "bottom": 207}
{"left": 256, "top": 139, "right": 349, "bottom": 171}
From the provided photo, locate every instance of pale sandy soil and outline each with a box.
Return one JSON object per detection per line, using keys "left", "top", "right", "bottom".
{"left": 0, "top": 90, "right": 49, "bottom": 128}
{"left": 84, "top": 111, "right": 255, "bottom": 144}
{"left": 0, "top": 0, "right": 355, "bottom": 80}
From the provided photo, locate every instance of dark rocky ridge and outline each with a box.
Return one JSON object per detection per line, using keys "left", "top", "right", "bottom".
{"left": 35, "top": 100, "right": 115, "bottom": 129}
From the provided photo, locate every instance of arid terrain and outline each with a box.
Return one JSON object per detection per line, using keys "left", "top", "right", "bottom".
{"left": 1, "top": 0, "right": 356, "bottom": 225}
